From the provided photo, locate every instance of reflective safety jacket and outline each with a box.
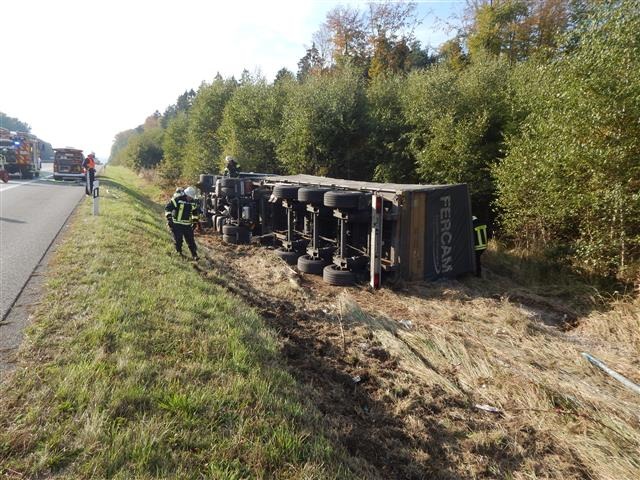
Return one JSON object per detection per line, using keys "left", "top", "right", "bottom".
{"left": 473, "top": 216, "right": 488, "bottom": 252}
{"left": 83, "top": 156, "right": 96, "bottom": 170}
{"left": 165, "top": 194, "right": 201, "bottom": 226}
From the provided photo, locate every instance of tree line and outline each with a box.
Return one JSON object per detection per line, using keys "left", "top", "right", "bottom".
{"left": 0, "top": 112, "right": 31, "bottom": 132}
{"left": 109, "top": 0, "right": 640, "bottom": 281}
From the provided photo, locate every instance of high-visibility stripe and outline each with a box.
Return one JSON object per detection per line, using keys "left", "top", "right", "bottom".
{"left": 474, "top": 224, "right": 487, "bottom": 251}
{"left": 177, "top": 203, "right": 186, "bottom": 222}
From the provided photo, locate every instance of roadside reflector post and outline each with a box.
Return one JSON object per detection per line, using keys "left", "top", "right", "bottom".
{"left": 92, "top": 180, "right": 100, "bottom": 216}
{"left": 370, "top": 194, "right": 383, "bottom": 289}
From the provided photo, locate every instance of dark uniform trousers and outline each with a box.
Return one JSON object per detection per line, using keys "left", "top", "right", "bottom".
{"left": 86, "top": 168, "right": 96, "bottom": 194}
{"left": 171, "top": 223, "right": 197, "bottom": 257}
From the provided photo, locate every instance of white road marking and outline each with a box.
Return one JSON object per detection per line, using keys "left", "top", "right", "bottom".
{"left": 0, "top": 175, "right": 55, "bottom": 193}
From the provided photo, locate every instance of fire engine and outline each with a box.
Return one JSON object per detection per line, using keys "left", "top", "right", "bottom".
{"left": 0, "top": 127, "right": 42, "bottom": 179}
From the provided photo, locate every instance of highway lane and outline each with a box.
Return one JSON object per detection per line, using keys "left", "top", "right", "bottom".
{"left": 0, "top": 164, "right": 86, "bottom": 320}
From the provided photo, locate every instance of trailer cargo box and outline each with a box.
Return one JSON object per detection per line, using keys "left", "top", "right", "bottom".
{"left": 261, "top": 175, "right": 475, "bottom": 282}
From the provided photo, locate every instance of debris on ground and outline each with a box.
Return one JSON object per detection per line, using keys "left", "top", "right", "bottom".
{"left": 474, "top": 404, "right": 502, "bottom": 414}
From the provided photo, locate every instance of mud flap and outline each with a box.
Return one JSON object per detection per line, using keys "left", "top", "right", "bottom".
{"left": 0, "top": 170, "right": 8, "bottom": 183}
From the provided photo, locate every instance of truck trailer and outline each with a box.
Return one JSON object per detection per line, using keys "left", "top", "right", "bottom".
{"left": 199, "top": 172, "right": 476, "bottom": 288}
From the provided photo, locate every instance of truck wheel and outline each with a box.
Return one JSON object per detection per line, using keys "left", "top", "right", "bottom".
{"left": 222, "top": 234, "right": 238, "bottom": 244}
{"left": 297, "top": 254, "right": 326, "bottom": 274}
{"left": 34, "top": 171, "right": 40, "bottom": 178}
{"left": 323, "top": 264, "right": 356, "bottom": 286}
{"left": 221, "top": 177, "right": 240, "bottom": 188}
{"left": 220, "top": 186, "right": 237, "bottom": 197}
{"left": 222, "top": 224, "right": 239, "bottom": 235}
{"left": 274, "top": 248, "right": 301, "bottom": 265}
{"left": 199, "top": 174, "right": 216, "bottom": 192}
{"left": 222, "top": 224, "right": 250, "bottom": 244}
{"left": 272, "top": 184, "right": 300, "bottom": 200}
{"left": 323, "top": 190, "right": 370, "bottom": 210}
{"left": 298, "top": 187, "right": 330, "bottom": 204}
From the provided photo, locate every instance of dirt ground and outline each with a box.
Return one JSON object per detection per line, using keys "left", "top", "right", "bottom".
{"left": 196, "top": 232, "right": 640, "bottom": 480}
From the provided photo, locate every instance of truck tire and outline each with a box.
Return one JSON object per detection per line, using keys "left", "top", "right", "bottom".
{"left": 222, "top": 234, "right": 238, "bottom": 244}
{"left": 223, "top": 232, "right": 250, "bottom": 245}
{"left": 220, "top": 186, "right": 237, "bottom": 197}
{"left": 297, "top": 254, "right": 327, "bottom": 275}
{"left": 323, "top": 264, "right": 356, "bottom": 286}
{"left": 272, "top": 184, "right": 300, "bottom": 200}
{"left": 222, "top": 224, "right": 250, "bottom": 244}
{"left": 323, "top": 190, "right": 369, "bottom": 210}
{"left": 199, "top": 174, "right": 216, "bottom": 192}
{"left": 221, "top": 177, "right": 240, "bottom": 188}
{"left": 298, "top": 187, "right": 331, "bottom": 204}
{"left": 274, "top": 248, "right": 301, "bottom": 265}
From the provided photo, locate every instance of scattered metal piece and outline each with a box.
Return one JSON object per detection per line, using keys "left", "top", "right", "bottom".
{"left": 474, "top": 404, "right": 502, "bottom": 414}
{"left": 581, "top": 352, "right": 640, "bottom": 396}
{"left": 399, "top": 319, "right": 413, "bottom": 330}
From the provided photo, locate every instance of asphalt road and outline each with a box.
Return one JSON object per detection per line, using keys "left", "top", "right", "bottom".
{"left": 0, "top": 164, "right": 86, "bottom": 320}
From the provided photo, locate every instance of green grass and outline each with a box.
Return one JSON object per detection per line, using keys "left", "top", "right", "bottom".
{"left": 0, "top": 167, "right": 354, "bottom": 479}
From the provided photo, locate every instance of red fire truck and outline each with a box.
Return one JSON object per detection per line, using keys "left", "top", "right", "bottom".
{"left": 0, "top": 128, "right": 41, "bottom": 179}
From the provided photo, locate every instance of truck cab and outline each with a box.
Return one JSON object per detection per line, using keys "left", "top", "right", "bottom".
{"left": 53, "top": 148, "right": 84, "bottom": 180}
{"left": 0, "top": 129, "right": 41, "bottom": 179}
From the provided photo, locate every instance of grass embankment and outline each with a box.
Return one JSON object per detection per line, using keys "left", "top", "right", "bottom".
{"left": 0, "top": 167, "right": 353, "bottom": 479}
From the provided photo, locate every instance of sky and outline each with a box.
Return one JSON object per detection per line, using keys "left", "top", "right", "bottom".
{"left": 0, "top": 0, "right": 464, "bottom": 159}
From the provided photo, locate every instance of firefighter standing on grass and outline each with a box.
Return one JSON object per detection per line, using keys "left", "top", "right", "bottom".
{"left": 473, "top": 216, "right": 488, "bottom": 277}
{"left": 165, "top": 186, "right": 200, "bottom": 261}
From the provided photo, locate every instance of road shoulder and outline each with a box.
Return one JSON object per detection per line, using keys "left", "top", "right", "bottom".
{"left": 0, "top": 208, "right": 76, "bottom": 376}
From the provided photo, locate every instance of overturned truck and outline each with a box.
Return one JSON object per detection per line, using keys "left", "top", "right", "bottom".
{"left": 199, "top": 172, "right": 476, "bottom": 288}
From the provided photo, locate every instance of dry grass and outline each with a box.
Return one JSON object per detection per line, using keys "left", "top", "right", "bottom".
{"left": 339, "top": 288, "right": 640, "bottom": 479}
{"left": 197, "top": 234, "right": 640, "bottom": 479}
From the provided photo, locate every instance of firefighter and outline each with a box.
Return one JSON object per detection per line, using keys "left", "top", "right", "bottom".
{"left": 165, "top": 186, "right": 201, "bottom": 260}
{"left": 473, "top": 216, "right": 488, "bottom": 277}
{"left": 82, "top": 152, "right": 97, "bottom": 195}
{"left": 223, "top": 155, "right": 240, "bottom": 177}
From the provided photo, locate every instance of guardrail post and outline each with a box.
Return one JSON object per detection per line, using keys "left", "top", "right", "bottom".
{"left": 92, "top": 180, "right": 100, "bottom": 216}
